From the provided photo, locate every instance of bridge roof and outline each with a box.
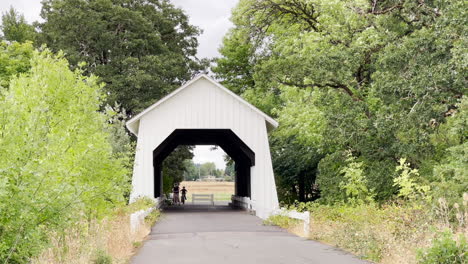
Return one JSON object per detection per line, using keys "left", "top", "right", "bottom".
{"left": 126, "top": 74, "right": 278, "bottom": 136}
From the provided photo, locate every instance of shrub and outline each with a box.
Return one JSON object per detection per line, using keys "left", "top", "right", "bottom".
{"left": 264, "top": 214, "right": 301, "bottom": 229}
{"left": 394, "top": 158, "right": 430, "bottom": 201}
{"left": 316, "top": 151, "right": 348, "bottom": 203}
{"left": 430, "top": 96, "right": 468, "bottom": 204}
{"left": 339, "top": 152, "right": 374, "bottom": 204}
{"left": 93, "top": 250, "right": 112, "bottom": 264}
{"left": 145, "top": 210, "right": 161, "bottom": 226}
{"left": 417, "top": 230, "right": 467, "bottom": 264}
{"left": 0, "top": 49, "right": 130, "bottom": 262}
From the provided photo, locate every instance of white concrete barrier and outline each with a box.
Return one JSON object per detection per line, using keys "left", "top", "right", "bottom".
{"left": 130, "top": 197, "right": 162, "bottom": 234}
{"left": 273, "top": 208, "right": 310, "bottom": 236}
{"left": 231, "top": 195, "right": 255, "bottom": 212}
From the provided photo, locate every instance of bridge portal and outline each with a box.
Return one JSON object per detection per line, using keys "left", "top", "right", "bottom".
{"left": 126, "top": 74, "right": 279, "bottom": 218}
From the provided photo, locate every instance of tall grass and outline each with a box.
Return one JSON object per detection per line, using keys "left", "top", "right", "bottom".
{"left": 31, "top": 199, "right": 160, "bottom": 264}
{"left": 306, "top": 198, "right": 467, "bottom": 263}
{"left": 267, "top": 195, "right": 467, "bottom": 263}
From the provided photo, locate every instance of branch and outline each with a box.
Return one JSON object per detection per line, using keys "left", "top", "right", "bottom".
{"left": 371, "top": 4, "right": 403, "bottom": 15}
{"left": 278, "top": 79, "right": 362, "bottom": 102}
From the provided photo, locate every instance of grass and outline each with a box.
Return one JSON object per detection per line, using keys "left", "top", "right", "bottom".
{"left": 267, "top": 195, "right": 467, "bottom": 263}
{"left": 31, "top": 199, "right": 160, "bottom": 264}
{"left": 264, "top": 214, "right": 301, "bottom": 229}
{"left": 180, "top": 181, "right": 234, "bottom": 201}
{"left": 305, "top": 200, "right": 467, "bottom": 263}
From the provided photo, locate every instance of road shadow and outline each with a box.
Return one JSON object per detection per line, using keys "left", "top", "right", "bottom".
{"left": 162, "top": 202, "right": 245, "bottom": 213}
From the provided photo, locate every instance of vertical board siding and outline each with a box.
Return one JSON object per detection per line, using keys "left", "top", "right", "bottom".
{"left": 130, "top": 78, "right": 279, "bottom": 219}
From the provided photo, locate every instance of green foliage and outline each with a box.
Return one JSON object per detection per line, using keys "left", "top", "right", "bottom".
{"left": 182, "top": 159, "right": 199, "bottom": 181}
{"left": 417, "top": 230, "right": 467, "bottom": 264}
{"left": 339, "top": 152, "right": 374, "bottom": 205}
{"left": 162, "top": 146, "right": 193, "bottom": 194}
{"left": 224, "top": 162, "right": 235, "bottom": 181}
{"left": 93, "top": 250, "right": 112, "bottom": 264}
{"left": 394, "top": 158, "right": 430, "bottom": 201}
{"left": 271, "top": 132, "right": 321, "bottom": 203}
{"left": 213, "top": 28, "right": 255, "bottom": 94}
{"left": 316, "top": 152, "right": 347, "bottom": 204}
{"left": 0, "top": 41, "right": 33, "bottom": 88}
{"left": 144, "top": 210, "right": 161, "bottom": 226}
{"left": 0, "top": 49, "right": 129, "bottom": 263}
{"left": 125, "top": 197, "right": 155, "bottom": 214}
{"left": 199, "top": 162, "right": 216, "bottom": 177}
{"left": 37, "top": 0, "right": 205, "bottom": 114}
{"left": 264, "top": 214, "right": 301, "bottom": 229}
{"left": 430, "top": 96, "right": 468, "bottom": 203}
{"left": 215, "top": 0, "right": 468, "bottom": 205}
{"left": 303, "top": 202, "right": 433, "bottom": 262}
{"left": 0, "top": 8, "right": 36, "bottom": 43}
{"left": 104, "top": 104, "right": 135, "bottom": 199}
{"left": 182, "top": 159, "right": 226, "bottom": 181}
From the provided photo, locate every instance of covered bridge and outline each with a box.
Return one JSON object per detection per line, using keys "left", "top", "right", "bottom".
{"left": 126, "top": 74, "right": 279, "bottom": 218}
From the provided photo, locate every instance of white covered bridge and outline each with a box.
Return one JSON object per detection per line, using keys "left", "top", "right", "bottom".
{"left": 126, "top": 74, "right": 279, "bottom": 219}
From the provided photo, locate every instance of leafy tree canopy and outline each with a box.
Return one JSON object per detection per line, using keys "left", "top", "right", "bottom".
{"left": 0, "top": 8, "right": 36, "bottom": 43}
{"left": 215, "top": 0, "right": 467, "bottom": 203}
{"left": 38, "top": 0, "right": 206, "bottom": 114}
{"left": 0, "top": 48, "right": 130, "bottom": 262}
{"left": 0, "top": 41, "right": 33, "bottom": 88}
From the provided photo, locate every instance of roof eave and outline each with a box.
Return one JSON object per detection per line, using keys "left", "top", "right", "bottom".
{"left": 124, "top": 74, "right": 279, "bottom": 136}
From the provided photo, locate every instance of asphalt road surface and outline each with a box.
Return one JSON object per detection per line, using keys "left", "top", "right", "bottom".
{"left": 131, "top": 204, "right": 369, "bottom": 264}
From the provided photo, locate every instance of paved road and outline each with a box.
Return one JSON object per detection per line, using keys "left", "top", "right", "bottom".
{"left": 131, "top": 204, "right": 368, "bottom": 264}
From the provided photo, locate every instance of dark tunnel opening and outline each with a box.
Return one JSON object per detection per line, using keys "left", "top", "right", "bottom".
{"left": 153, "top": 129, "right": 255, "bottom": 199}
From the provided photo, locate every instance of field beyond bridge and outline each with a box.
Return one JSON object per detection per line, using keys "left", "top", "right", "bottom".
{"left": 180, "top": 181, "right": 234, "bottom": 202}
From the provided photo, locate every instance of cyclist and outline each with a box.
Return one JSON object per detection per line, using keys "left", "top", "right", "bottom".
{"left": 181, "top": 186, "right": 188, "bottom": 204}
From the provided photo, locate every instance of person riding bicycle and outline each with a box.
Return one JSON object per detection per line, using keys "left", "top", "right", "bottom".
{"left": 181, "top": 186, "right": 188, "bottom": 204}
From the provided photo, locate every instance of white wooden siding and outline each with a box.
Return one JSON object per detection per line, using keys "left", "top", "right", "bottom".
{"left": 128, "top": 75, "right": 279, "bottom": 219}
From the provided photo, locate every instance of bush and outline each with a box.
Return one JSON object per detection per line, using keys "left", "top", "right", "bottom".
{"left": 339, "top": 152, "right": 374, "bottom": 204}
{"left": 305, "top": 202, "right": 436, "bottom": 262}
{"left": 417, "top": 230, "right": 467, "bottom": 264}
{"left": 316, "top": 152, "right": 348, "bottom": 203}
{"left": 394, "top": 158, "right": 430, "bottom": 201}
{"left": 264, "top": 214, "right": 301, "bottom": 229}
{"left": 93, "top": 250, "right": 112, "bottom": 264}
{"left": 0, "top": 49, "right": 130, "bottom": 262}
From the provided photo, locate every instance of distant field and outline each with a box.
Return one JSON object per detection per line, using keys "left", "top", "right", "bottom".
{"left": 180, "top": 181, "right": 234, "bottom": 201}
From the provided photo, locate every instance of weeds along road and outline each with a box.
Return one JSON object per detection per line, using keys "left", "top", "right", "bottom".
{"left": 131, "top": 204, "right": 369, "bottom": 264}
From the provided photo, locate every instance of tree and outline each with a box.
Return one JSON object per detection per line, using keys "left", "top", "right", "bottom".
{"left": 38, "top": 0, "right": 205, "bottom": 115}
{"left": 214, "top": 0, "right": 467, "bottom": 204}
{"left": 0, "top": 8, "right": 36, "bottom": 43}
{"left": 182, "top": 159, "right": 199, "bottom": 181}
{"left": 200, "top": 162, "right": 217, "bottom": 177}
{"left": 162, "top": 146, "right": 194, "bottom": 194}
{"left": 0, "top": 48, "right": 130, "bottom": 262}
{"left": 430, "top": 96, "right": 468, "bottom": 203}
{"left": 0, "top": 41, "right": 34, "bottom": 88}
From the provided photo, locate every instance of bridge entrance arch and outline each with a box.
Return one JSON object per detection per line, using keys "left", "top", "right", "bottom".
{"left": 126, "top": 75, "right": 279, "bottom": 218}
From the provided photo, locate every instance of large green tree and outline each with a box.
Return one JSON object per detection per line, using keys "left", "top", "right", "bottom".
{"left": 0, "top": 47, "right": 130, "bottom": 263}
{"left": 0, "top": 41, "right": 34, "bottom": 88}
{"left": 0, "top": 8, "right": 36, "bottom": 43}
{"left": 38, "top": 0, "right": 205, "bottom": 114}
{"left": 215, "top": 0, "right": 467, "bottom": 203}
{"left": 162, "top": 146, "right": 194, "bottom": 194}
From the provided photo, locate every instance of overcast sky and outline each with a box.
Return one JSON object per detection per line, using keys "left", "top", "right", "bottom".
{"left": 0, "top": 0, "right": 238, "bottom": 169}
{"left": 0, "top": 0, "right": 238, "bottom": 59}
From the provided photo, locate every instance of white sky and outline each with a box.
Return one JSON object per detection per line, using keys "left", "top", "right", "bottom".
{"left": 0, "top": 0, "right": 238, "bottom": 58}
{"left": 0, "top": 0, "right": 238, "bottom": 169}
{"left": 192, "top": 145, "right": 227, "bottom": 169}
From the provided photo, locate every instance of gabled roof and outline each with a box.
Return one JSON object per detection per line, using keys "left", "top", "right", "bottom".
{"left": 126, "top": 74, "right": 278, "bottom": 136}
